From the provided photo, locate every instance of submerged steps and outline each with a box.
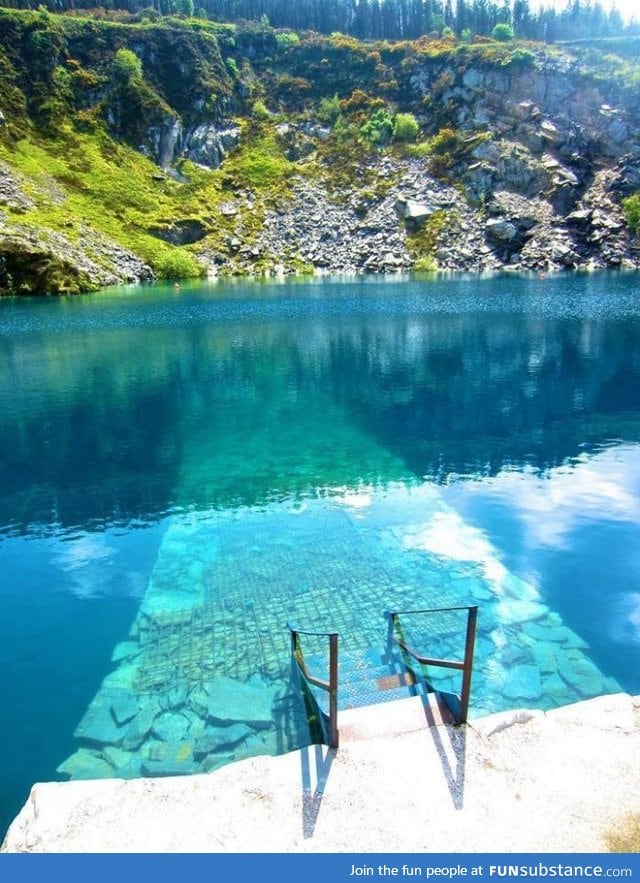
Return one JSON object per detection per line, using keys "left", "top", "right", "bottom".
{"left": 56, "top": 486, "right": 622, "bottom": 784}
{"left": 303, "top": 647, "right": 457, "bottom": 725}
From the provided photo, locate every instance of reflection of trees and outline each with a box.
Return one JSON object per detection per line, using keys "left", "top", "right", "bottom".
{"left": 327, "top": 312, "right": 640, "bottom": 479}
{"left": 1, "top": 296, "right": 639, "bottom": 534}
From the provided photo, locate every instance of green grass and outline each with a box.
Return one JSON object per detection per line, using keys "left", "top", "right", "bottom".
{"left": 0, "top": 118, "right": 301, "bottom": 281}
{"left": 0, "top": 126, "right": 209, "bottom": 279}
{"left": 224, "top": 130, "right": 293, "bottom": 191}
{"left": 405, "top": 210, "right": 451, "bottom": 269}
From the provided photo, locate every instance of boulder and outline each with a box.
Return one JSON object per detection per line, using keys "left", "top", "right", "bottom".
{"left": 395, "top": 197, "right": 433, "bottom": 226}
{"left": 151, "top": 711, "right": 193, "bottom": 743}
{"left": 184, "top": 124, "right": 241, "bottom": 169}
{"left": 109, "top": 690, "right": 140, "bottom": 727}
{"left": 539, "top": 119, "right": 565, "bottom": 146}
{"left": 486, "top": 218, "right": 519, "bottom": 242}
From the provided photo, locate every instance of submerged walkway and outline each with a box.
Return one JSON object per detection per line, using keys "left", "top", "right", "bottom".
{"left": 4, "top": 692, "right": 640, "bottom": 853}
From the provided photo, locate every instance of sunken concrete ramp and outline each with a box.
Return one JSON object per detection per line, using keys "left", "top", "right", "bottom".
{"left": 3, "top": 693, "right": 640, "bottom": 854}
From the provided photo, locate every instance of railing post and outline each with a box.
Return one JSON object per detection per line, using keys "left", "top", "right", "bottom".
{"left": 384, "top": 609, "right": 395, "bottom": 657}
{"left": 328, "top": 632, "right": 339, "bottom": 749}
{"left": 458, "top": 606, "right": 478, "bottom": 724}
{"left": 286, "top": 622, "right": 340, "bottom": 750}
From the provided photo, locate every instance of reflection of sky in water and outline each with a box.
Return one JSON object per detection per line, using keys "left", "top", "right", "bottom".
{"left": 464, "top": 445, "right": 640, "bottom": 550}
{"left": 51, "top": 532, "right": 152, "bottom": 600}
{"left": 443, "top": 442, "right": 640, "bottom": 673}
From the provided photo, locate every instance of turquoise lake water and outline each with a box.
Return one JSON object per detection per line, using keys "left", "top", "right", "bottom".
{"left": 1, "top": 272, "right": 640, "bottom": 837}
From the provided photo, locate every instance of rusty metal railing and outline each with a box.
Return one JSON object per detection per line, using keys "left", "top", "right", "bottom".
{"left": 287, "top": 622, "right": 339, "bottom": 749}
{"left": 386, "top": 605, "right": 478, "bottom": 724}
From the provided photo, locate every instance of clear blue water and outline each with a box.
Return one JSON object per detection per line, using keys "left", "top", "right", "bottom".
{"left": 2, "top": 272, "right": 640, "bottom": 838}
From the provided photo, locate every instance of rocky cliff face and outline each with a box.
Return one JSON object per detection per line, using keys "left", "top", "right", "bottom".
{"left": 0, "top": 13, "right": 639, "bottom": 293}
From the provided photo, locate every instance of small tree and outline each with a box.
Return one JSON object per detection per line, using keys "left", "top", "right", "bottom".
{"left": 492, "top": 23, "right": 515, "bottom": 41}
{"left": 393, "top": 112, "right": 419, "bottom": 143}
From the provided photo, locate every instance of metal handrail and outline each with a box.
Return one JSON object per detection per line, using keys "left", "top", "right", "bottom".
{"left": 287, "top": 622, "right": 339, "bottom": 749}
{"left": 386, "top": 605, "right": 478, "bottom": 725}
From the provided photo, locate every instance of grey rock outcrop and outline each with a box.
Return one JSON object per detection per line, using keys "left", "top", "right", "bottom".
{"left": 198, "top": 141, "right": 639, "bottom": 278}
{"left": 183, "top": 123, "right": 241, "bottom": 169}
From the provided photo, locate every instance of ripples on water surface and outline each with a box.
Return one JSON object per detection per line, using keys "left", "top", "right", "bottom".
{"left": 1, "top": 272, "right": 640, "bottom": 836}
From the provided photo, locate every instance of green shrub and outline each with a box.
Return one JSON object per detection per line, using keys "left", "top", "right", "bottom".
{"left": 508, "top": 48, "right": 535, "bottom": 66}
{"left": 428, "top": 126, "right": 459, "bottom": 153}
{"left": 275, "top": 31, "right": 300, "bottom": 47}
{"left": 252, "top": 99, "right": 272, "bottom": 119}
{"left": 153, "top": 250, "right": 203, "bottom": 280}
{"left": 622, "top": 193, "right": 640, "bottom": 233}
{"left": 361, "top": 108, "right": 393, "bottom": 145}
{"left": 225, "top": 57, "right": 239, "bottom": 77}
{"left": 414, "top": 255, "right": 438, "bottom": 272}
{"left": 406, "top": 210, "right": 449, "bottom": 266}
{"left": 318, "top": 94, "right": 341, "bottom": 124}
{"left": 393, "top": 112, "right": 419, "bottom": 143}
{"left": 492, "top": 23, "right": 515, "bottom": 42}
{"left": 111, "top": 48, "right": 143, "bottom": 87}
{"left": 340, "top": 89, "right": 384, "bottom": 114}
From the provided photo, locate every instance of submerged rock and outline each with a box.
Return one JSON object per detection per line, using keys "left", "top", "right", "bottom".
{"left": 75, "top": 697, "right": 125, "bottom": 748}
{"left": 502, "top": 665, "right": 543, "bottom": 701}
{"left": 56, "top": 748, "right": 114, "bottom": 780}
{"left": 193, "top": 724, "right": 252, "bottom": 759}
{"left": 152, "top": 711, "right": 193, "bottom": 743}
{"left": 121, "top": 703, "right": 159, "bottom": 751}
{"left": 141, "top": 740, "right": 200, "bottom": 776}
{"left": 205, "top": 676, "right": 276, "bottom": 728}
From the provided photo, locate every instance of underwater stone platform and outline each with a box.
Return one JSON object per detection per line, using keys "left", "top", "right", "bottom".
{"left": 55, "top": 488, "right": 622, "bottom": 786}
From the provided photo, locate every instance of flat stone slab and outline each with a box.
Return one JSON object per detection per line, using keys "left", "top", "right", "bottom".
{"left": 496, "top": 598, "right": 549, "bottom": 624}
{"left": 152, "top": 711, "right": 193, "bottom": 743}
{"left": 141, "top": 760, "right": 202, "bottom": 777}
{"left": 502, "top": 664, "right": 543, "bottom": 701}
{"left": 56, "top": 749, "right": 114, "bottom": 780}
{"left": 193, "top": 724, "right": 252, "bottom": 759}
{"left": 141, "top": 741, "right": 200, "bottom": 776}
{"left": 205, "top": 676, "right": 276, "bottom": 728}
{"left": 75, "top": 699, "right": 125, "bottom": 748}
{"left": 121, "top": 703, "right": 159, "bottom": 751}
{"left": 109, "top": 690, "right": 140, "bottom": 727}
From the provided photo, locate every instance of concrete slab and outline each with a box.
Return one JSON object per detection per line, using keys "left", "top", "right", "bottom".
{"left": 3, "top": 694, "right": 640, "bottom": 854}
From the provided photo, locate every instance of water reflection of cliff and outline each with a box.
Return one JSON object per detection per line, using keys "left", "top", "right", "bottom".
{"left": 1, "top": 281, "right": 639, "bottom": 534}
